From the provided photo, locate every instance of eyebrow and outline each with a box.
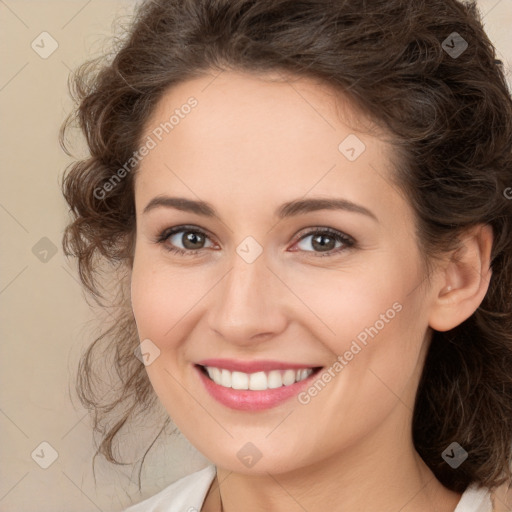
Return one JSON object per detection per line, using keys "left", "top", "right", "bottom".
{"left": 142, "top": 195, "right": 378, "bottom": 222}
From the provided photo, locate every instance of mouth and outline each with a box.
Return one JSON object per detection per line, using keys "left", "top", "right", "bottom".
{"left": 195, "top": 364, "right": 323, "bottom": 391}
{"left": 194, "top": 362, "right": 324, "bottom": 411}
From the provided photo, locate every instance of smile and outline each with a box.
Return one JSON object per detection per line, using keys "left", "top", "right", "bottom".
{"left": 200, "top": 365, "right": 315, "bottom": 390}
{"left": 194, "top": 362, "right": 324, "bottom": 411}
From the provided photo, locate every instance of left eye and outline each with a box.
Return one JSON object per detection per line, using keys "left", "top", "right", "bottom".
{"left": 292, "top": 229, "right": 354, "bottom": 255}
{"left": 156, "top": 226, "right": 355, "bottom": 257}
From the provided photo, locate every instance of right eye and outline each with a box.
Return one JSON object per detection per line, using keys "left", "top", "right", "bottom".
{"left": 156, "top": 225, "right": 216, "bottom": 256}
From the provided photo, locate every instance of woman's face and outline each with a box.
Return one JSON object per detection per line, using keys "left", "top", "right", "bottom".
{"left": 130, "top": 70, "right": 438, "bottom": 474}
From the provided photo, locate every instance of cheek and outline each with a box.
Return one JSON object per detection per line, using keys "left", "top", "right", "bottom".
{"left": 129, "top": 253, "right": 198, "bottom": 410}
{"left": 130, "top": 246, "right": 193, "bottom": 342}
{"left": 131, "top": 276, "right": 170, "bottom": 338}
{"left": 287, "top": 253, "right": 427, "bottom": 402}
{"left": 283, "top": 254, "right": 419, "bottom": 350}
{"left": 131, "top": 246, "right": 424, "bottom": 356}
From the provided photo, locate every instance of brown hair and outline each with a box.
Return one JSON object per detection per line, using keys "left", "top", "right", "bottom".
{"left": 60, "top": 0, "right": 512, "bottom": 495}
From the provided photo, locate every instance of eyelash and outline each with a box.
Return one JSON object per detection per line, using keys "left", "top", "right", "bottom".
{"left": 155, "top": 225, "right": 356, "bottom": 258}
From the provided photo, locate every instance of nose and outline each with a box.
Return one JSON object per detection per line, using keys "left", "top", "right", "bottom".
{"left": 206, "top": 249, "right": 288, "bottom": 346}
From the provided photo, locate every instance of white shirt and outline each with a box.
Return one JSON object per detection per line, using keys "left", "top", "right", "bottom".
{"left": 122, "top": 465, "right": 493, "bottom": 512}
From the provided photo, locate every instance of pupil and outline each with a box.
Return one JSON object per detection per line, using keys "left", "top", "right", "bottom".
{"left": 184, "top": 232, "right": 203, "bottom": 249}
{"left": 312, "top": 234, "right": 334, "bottom": 251}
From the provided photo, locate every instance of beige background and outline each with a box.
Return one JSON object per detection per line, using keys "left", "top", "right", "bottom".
{"left": 0, "top": 1, "right": 511, "bottom": 510}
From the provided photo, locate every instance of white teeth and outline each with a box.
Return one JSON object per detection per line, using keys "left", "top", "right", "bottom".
{"left": 231, "top": 371, "right": 249, "bottom": 390}
{"left": 203, "top": 366, "right": 314, "bottom": 390}
{"left": 267, "top": 370, "right": 284, "bottom": 389}
{"left": 249, "top": 371, "right": 268, "bottom": 390}
{"left": 211, "top": 367, "right": 222, "bottom": 383}
{"left": 220, "top": 369, "right": 231, "bottom": 387}
{"left": 282, "top": 369, "right": 296, "bottom": 386}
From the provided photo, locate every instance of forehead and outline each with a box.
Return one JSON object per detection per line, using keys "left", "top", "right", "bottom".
{"left": 141, "top": 69, "right": 378, "bottom": 162}
{"left": 135, "top": 70, "right": 406, "bottom": 224}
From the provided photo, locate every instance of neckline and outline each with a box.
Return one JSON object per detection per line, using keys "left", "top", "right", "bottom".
{"left": 453, "top": 483, "right": 492, "bottom": 512}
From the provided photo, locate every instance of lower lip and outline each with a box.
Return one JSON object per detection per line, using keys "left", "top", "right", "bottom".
{"left": 195, "top": 365, "right": 322, "bottom": 411}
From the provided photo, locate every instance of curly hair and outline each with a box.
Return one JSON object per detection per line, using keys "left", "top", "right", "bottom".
{"left": 59, "top": 0, "right": 512, "bottom": 495}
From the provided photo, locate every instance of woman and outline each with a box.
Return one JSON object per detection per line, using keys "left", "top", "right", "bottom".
{"left": 59, "top": 0, "right": 512, "bottom": 510}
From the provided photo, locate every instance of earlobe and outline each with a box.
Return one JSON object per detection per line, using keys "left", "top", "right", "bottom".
{"left": 428, "top": 224, "right": 493, "bottom": 332}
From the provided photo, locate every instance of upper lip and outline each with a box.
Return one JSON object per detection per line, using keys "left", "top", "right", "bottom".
{"left": 196, "top": 358, "right": 322, "bottom": 373}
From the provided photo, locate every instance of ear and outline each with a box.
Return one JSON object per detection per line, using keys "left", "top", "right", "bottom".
{"left": 428, "top": 224, "right": 493, "bottom": 332}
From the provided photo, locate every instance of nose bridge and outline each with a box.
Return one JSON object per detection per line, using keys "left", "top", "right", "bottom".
{"left": 207, "top": 246, "right": 287, "bottom": 343}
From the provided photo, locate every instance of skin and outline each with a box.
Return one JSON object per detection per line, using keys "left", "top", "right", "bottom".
{"left": 130, "top": 69, "right": 493, "bottom": 512}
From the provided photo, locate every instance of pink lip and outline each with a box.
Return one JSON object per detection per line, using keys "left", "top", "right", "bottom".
{"left": 196, "top": 358, "right": 319, "bottom": 373}
{"left": 194, "top": 364, "right": 323, "bottom": 411}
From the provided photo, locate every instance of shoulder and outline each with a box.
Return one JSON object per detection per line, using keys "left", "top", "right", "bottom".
{"left": 454, "top": 483, "right": 493, "bottom": 512}
{"left": 122, "top": 465, "right": 217, "bottom": 512}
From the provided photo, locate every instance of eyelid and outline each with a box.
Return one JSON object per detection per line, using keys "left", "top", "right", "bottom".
{"left": 292, "top": 226, "right": 355, "bottom": 245}
{"left": 156, "top": 224, "right": 216, "bottom": 243}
